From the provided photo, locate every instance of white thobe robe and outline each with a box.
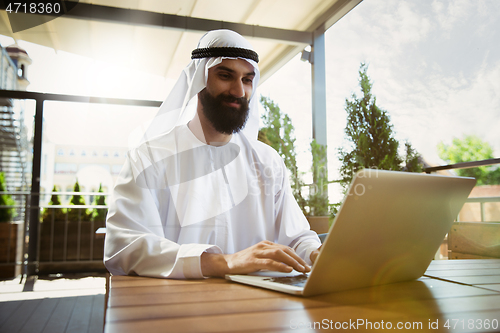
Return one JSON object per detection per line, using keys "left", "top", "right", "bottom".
{"left": 104, "top": 124, "right": 321, "bottom": 279}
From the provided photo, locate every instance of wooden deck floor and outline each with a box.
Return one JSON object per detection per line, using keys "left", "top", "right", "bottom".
{"left": 0, "top": 274, "right": 106, "bottom": 333}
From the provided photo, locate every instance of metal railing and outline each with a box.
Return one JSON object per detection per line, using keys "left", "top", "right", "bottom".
{"left": 1, "top": 190, "right": 110, "bottom": 275}
{"left": 0, "top": 191, "right": 30, "bottom": 277}
{"left": 0, "top": 88, "right": 161, "bottom": 276}
{"left": 38, "top": 192, "right": 109, "bottom": 274}
{"left": 461, "top": 196, "right": 500, "bottom": 223}
{"left": 424, "top": 158, "right": 500, "bottom": 223}
{"left": 424, "top": 158, "right": 500, "bottom": 174}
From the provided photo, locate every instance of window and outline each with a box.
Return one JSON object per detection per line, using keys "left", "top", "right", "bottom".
{"left": 18, "top": 64, "right": 25, "bottom": 78}
{"left": 81, "top": 150, "right": 86, "bottom": 157}
{"left": 103, "top": 151, "right": 108, "bottom": 157}
{"left": 57, "top": 149, "right": 64, "bottom": 156}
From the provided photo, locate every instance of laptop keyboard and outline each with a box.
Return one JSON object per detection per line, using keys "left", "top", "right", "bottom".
{"left": 263, "top": 274, "right": 309, "bottom": 287}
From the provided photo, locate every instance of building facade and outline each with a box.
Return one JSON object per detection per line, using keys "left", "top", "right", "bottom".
{"left": 40, "top": 143, "right": 127, "bottom": 204}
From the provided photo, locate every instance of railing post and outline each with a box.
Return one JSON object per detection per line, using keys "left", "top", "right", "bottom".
{"left": 480, "top": 202, "right": 485, "bottom": 222}
{"left": 22, "top": 192, "right": 29, "bottom": 276}
{"left": 27, "top": 97, "right": 44, "bottom": 276}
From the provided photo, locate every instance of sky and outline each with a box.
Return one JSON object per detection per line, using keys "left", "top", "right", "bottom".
{"left": 1, "top": 0, "right": 499, "bottom": 202}
{"left": 258, "top": 0, "right": 500, "bottom": 181}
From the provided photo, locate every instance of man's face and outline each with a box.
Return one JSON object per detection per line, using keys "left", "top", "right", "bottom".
{"left": 198, "top": 59, "right": 255, "bottom": 135}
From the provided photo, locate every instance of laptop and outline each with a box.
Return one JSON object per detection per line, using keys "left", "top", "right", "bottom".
{"left": 225, "top": 169, "right": 476, "bottom": 296}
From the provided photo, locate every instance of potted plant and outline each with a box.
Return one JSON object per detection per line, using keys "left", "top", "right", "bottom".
{"left": 259, "top": 96, "right": 307, "bottom": 212}
{"left": 305, "top": 139, "right": 330, "bottom": 234}
{"left": 67, "top": 179, "right": 91, "bottom": 222}
{"left": 259, "top": 97, "right": 330, "bottom": 234}
{"left": 65, "top": 179, "right": 92, "bottom": 262}
{"left": 91, "top": 183, "right": 108, "bottom": 222}
{"left": 0, "top": 172, "right": 22, "bottom": 278}
{"left": 90, "top": 183, "right": 107, "bottom": 261}
{"left": 39, "top": 180, "right": 106, "bottom": 273}
{"left": 40, "top": 186, "right": 67, "bottom": 262}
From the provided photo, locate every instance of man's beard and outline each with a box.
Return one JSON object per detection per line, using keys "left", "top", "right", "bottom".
{"left": 198, "top": 88, "right": 250, "bottom": 135}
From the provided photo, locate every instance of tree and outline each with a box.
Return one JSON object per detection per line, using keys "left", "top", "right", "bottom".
{"left": 92, "top": 183, "right": 108, "bottom": 222}
{"left": 0, "top": 172, "right": 16, "bottom": 222}
{"left": 259, "top": 95, "right": 307, "bottom": 213}
{"left": 437, "top": 135, "right": 500, "bottom": 185}
{"left": 67, "top": 179, "right": 90, "bottom": 221}
{"left": 41, "top": 185, "right": 66, "bottom": 222}
{"left": 338, "top": 63, "right": 422, "bottom": 189}
{"left": 308, "top": 140, "right": 329, "bottom": 216}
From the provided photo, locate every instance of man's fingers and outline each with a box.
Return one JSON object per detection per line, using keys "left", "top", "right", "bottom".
{"left": 258, "top": 244, "right": 310, "bottom": 273}
{"left": 223, "top": 241, "right": 312, "bottom": 276}
{"left": 256, "top": 258, "right": 294, "bottom": 273}
{"left": 281, "top": 246, "right": 309, "bottom": 268}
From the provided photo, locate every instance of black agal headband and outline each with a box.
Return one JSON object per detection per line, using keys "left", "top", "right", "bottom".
{"left": 191, "top": 47, "right": 259, "bottom": 63}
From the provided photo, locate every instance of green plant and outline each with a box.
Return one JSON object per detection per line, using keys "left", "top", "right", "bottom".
{"left": 67, "top": 179, "right": 90, "bottom": 221}
{"left": 91, "top": 183, "right": 108, "bottom": 222}
{"left": 0, "top": 172, "right": 16, "bottom": 222}
{"left": 438, "top": 135, "right": 500, "bottom": 185}
{"left": 307, "top": 140, "right": 329, "bottom": 216}
{"left": 258, "top": 96, "right": 330, "bottom": 217}
{"left": 338, "top": 63, "right": 422, "bottom": 189}
{"left": 41, "top": 185, "right": 66, "bottom": 222}
{"left": 259, "top": 95, "right": 307, "bottom": 214}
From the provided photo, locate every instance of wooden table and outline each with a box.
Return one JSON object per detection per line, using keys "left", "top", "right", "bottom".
{"left": 104, "top": 259, "right": 500, "bottom": 332}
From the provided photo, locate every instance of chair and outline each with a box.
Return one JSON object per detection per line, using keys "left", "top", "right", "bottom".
{"left": 448, "top": 222, "right": 500, "bottom": 259}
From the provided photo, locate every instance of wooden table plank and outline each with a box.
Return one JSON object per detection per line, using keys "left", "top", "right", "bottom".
{"left": 106, "top": 282, "right": 498, "bottom": 324}
{"left": 482, "top": 284, "right": 500, "bottom": 293}
{"left": 425, "top": 275, "right": 500, "bottom": 286}
{"left": 105, "top": 305, "right": 412, "bottom": 333}
{"left": 106, "top": 260, "right": 500, "bottom": 333}
{"left": 108, "top": 286, "right": 287, "bottom": 307}
{"left": 109, "top": 280, "right": 248, "bottom": 296}
{"left": 105, "top": 300, "right": 500, "bottom": 333}
{"left": 426, "top": 263, "right": 500, "bottom": 270}
{"left": 425, "top": 269, "right": 500, "bottom": 277}
{"left": 110, "top": 275, "right": 228, "bottom": 288}
{"left": 428, "top": 259, "right": 500, "bottom": 266}
{"left": 107, "top": 277, "right": 498, "bottom": 320}
{"left": 312, "top": 279, "right": 498, "bottom": 305}
{"left": 107, "top": 297, "right": 329, "bottom": 323}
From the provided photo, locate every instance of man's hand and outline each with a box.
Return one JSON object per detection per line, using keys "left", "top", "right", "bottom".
{"left": 201, "top": 240, "right": 311, "bottom": 278}
{"left": 310, "top": 246, "right": 322, "bottom": 264}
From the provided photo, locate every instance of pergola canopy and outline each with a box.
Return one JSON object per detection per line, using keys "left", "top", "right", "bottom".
{"left": 0, "top": 0, "right": 362, "bottom": 82}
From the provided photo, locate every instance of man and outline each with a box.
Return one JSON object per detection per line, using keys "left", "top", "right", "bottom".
{"left": 104, "top": 29, "right": 321, "bottom": 279}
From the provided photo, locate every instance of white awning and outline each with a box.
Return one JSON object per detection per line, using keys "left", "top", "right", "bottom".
{"left": 0, "top": 0, "right": 362, "bottom": 82}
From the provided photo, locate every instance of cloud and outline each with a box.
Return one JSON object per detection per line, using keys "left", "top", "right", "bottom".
{"left": 432, "top": 0, "right": 472, "bottom": 33}
{"left": 249, "top": 0, "right": 500, "bottom": 182}
{"left": 380, "top": 58, "right": 500, "bottom": 162}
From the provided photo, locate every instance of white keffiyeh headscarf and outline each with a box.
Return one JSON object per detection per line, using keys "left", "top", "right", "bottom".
{"left": 130, "top": 29, "right": 261, "bottom": 149}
